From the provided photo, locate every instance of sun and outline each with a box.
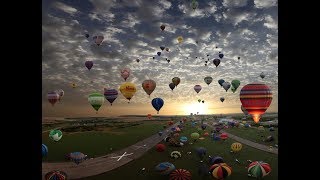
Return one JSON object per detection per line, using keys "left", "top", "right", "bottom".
{"left": 183, "top": 102, "right": 209, "bottom": 115}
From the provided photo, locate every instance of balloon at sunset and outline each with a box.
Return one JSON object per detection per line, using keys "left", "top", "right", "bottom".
{"left": 93, "top": 35, "right": 104, "bottom": 46}
{"left": 142, "top": 80, "right": 156, "bottom": 97}
{"left": 151, "top": 98, "right": 164, "bottom": 114}
{"left": 119, "top": 82, "right": 137, "bottom": 102}
{"left": 172, "top": 77, "right": 181, "bottom": 87}
{"left": 54, "top": 89, "right": 64, "bottom": 102}
{"left": 103, "top": 88, "right": 118, "bottom": 106}
{"left": 85, "top": 60, "right": 93, "bottom": 70}
{"left": 204, "top": 76, "right": 213, "bottom": 85}
{"left": 88, "top": 93, "right": 105, "bottom": 113}
{"left": 240, "top": 83, "right": 273, "bottom": 123}
{"left": 147, "top": 114, "right": 152, "bottom": 119}
{"left": 194, "top": 85, "right": 202, "bottom": 94}
{"left": 169, "top": 83, "right": 175, "bottom": 91}
{"left": 120, "top": 68, "right": 131, "bottom": 81}
{"left": 160, "top": 24, "right": 165, "bottom": 31}
{"left": 177, "top": 36, "right": 183, "bottom": 43}
{"left": 47, "top": 92, "right": 59, "bottom": 106}
{"left": 213, "top": 58, "right": 220, "bottom": 67}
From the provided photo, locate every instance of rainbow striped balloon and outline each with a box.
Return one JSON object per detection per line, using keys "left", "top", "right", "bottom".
{"left": 169, "top": 169, "right": 192, "bottom": 180}
{"left": 45, "top": 170, "right": 67, "bottom": 180}
{"left": 209, "top": 163, "right": 232, "bottom": 179}
{"left": 240, "top": 83, "right": 272, "bottom": 123}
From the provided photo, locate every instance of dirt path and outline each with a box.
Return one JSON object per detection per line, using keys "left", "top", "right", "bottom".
{"left": 42, "top": 122, "right": 179, "bottom": 180}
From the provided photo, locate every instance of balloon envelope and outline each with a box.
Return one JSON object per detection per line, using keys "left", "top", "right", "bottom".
{"left": 204, "top": 76, "right": 213, "bottom": 85}
{"left": 169, "top": 83, "right": 175, "bottom": 91}
{"left": 142, "top": 80, "right": 156, "bottom": 96}
{"left": 88, "top": 93, "right": 104, "bottom": 112}
{"left": 120, "top": 68, "right": 131, "bottom": 81}
{"left": 119, "top": 82, "right": 137, "bottom": 101}
{"left": 248, "top": 161, "right": 271, "bottom": 178}
{"left": 231, "top": 80, "right": 240, "bottom": 89}
{"left": 218, "top": 79, "right": 225, "bottom": 87}
{"left": 103, "top": 88, "right": 118, "bottom": 105}
{"left": 177, "top": 36, "right": 183, "bottom": 43}
{"left": 172, "top": 77, "right": 181, "bottom": 87}
{"left": 213, "top": 59, "right": 220, "bottom": 67}
{"left": 152, "top": 98, "right": 164, "bottom": 114}
{"left": 160, "top": 25, "right": 165, "bottom": 31}
{"left": 45, "top": 170, "right": 67, "bottom": 180}
{"left": 85, "top": 61, "right": 93, "bottom": 70}
{"left": 93, "top": 35, "right": 104, "bottom": 45}
{"left": 170, "top": 169, "right": 192, "bottom": 180}
{"left": 194, "top": 85, "right": 202, "bottom": 94}
{"left": 49, "top": 129, "right": 63, "bottom": 142}
{"left": 222, "top": 82, "right": 231, "bottom": 92}
{"left": 47, "top": 92, "right": 59, "bottom": 106}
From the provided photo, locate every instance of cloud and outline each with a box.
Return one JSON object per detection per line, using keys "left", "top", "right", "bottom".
{"left": 52, "top": 2, "right": 78, "bottom": 15}
{"left": 222, "top": 0, "right": 248, "bottom": 8}
{"left": 264, "top": 15, "right": 277, "bottom": 30}
{"left": 254, "top": 0, "right": 277, "bottom": 9}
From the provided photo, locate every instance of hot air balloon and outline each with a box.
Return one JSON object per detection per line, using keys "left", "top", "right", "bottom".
{"left": 136, "top": 58, "right": 140, "bottom": 63}
{"left": 202, "top": 100, "right": 205, "bottom": 103}
{"left": 209, "top": 156, "right": 224, "bottom": 165}
{"left": 157, "top": 52, "right": 161, "bottom": 56}
{"left": 218, "top": 79, "right": 225, "bottom": 87}
{"left": 167, "top": 59, "right": 170, "bottom": 63}
{"left": 204, "top": 76, "right": 213, "bottom": 85}
{"left": 69, "top": 152, "right": 86, "bottom": 165}
{"left": 103, "top": 88, "right": 118, "bottom": 106}
{"left": 213, "top": 58, "right": 220, "bottom": 67}
{"left": 156, "top": 143, "right": 166, "bottom": 152}
{"left": 120, "top": 68, "right": 131, "bottom": 81}
{"left": 191, "top": 132, "right": 200, "bottom": 141}
{"left": 152, "top": 98, "right": 164, "bottom": 114}
{"left": 119, "top": 82, "right": 137, "bottom": 102}
{"left": 231, "top": 142, "right": 242, "bottom": 152}
{"left": 220, "top": 97, "right": 225, "bottom": 102}
{"left": 231, "top": 86, "right": 236, "bottom": 93}
{"left": 201, "top": 124, "right": 207, "bottom": 130}
{"left": 85, "top": 60, "right": 93, "bottom": 70}
{"left": 155, "top": 162, "right": 176, "bottom": 175}
{"left": 260, "top": 72, "right": 265, "bottom": 79}
{"left": 71, "top": 83, "right": 77, "bottom": 88}
{"left": 47, "top": 92, "right": 59, "bottom": 106}
{"left": 231, "top": 80, "right": 241, "bottom": 90}
{"left": 160, "top": 24, "right": 166, "bottom": 31}
{"left": 238, "top": 56, "right": 240, "bottom": 60}
{"left": 170, "top": 169, "right": 192, "bottom": 180}
{"left": 180, "top": 136, "right": 188, "bottom": 143}
{"left": 191, "top": 0, "right": 198, "bottom": 10}
{"left": 218, "top": 52, "right": 224, "bottom": 59}
{"left": 195, "top": 147, "right": 207, "bottom": 159}
{"left": 240, "top": 83, "right": 272, "bottom": 123}
{"left": 42, "top": 144, "right": 48, "bottom": 157}
{"left": 209, "top": 163, "right": 232, "bottom": 179}
{"left": 169, "top": 83, "right": 175, "bottom": 91}
{"left": 172, "top": 77, "right": 181, "bottom": 87}
{"left": 49, "top": 129, "right": 63, "bottom": 142}
{"left": 241, "top": 105, "right": 249, "bottom": 116}
{"left": 220, "top": 133, "right": 228, "bottom": 140}
{"left": 177, "top": 36, "right": 183, "bottom": 43}
{"left": 45, "top": 170, "right": 67, "bottom": 180}
{"left": 85, "top": 33, "right": 89, "bottom": 38}
{"left": 194, "top": 85, "right": 202, "bottom": 94}
{"left": 198, "top": 99, "right": 201, "bottom": 103}
{"left": 170, "top": 151, "right": 182, "bottom": 159}
{"left": 147, "top": 114, "right": 152, "bottom": 119}
{"left": 160, "top": 46, "right": 165, "bottom": 51}
{"left": 93, "top": 35, "right": 104, "bottom": 46}
{"left": 88, "top": 93, "right": 104, "bottom": 113}
{"left": 222, "top": 82, "right": 231, "bottom": 92}
{"left": 158, "top": 131, "right": 163, "bottom": 136}
{"left": 54, "top": 89, "right": 64, "bottom": 102}
{"left": 142, "top": 80, "right": 156, "bottom": 97}
{"left": 166, "top": 47, "right": 169, "bottom": 51}
{"left": 248, "top": 161, "right": 271, "bottom": 178}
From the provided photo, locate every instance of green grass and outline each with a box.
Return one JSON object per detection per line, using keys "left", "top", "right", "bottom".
{"left": 42, "top": 121, "right": 168, "bottom": 162}
{"left": 83, "top": 122, "right": 278, "bottom": 180}
{"left": 224, "top": 126, "right": 278, "bottom": 146}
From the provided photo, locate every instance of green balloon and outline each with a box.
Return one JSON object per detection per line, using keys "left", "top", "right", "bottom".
{"left": 88, "top": 93, "right": 105, "bottom": 112}
{"left": 49, "top": 129, "right": 63, "bottom": 142}
{"left": 231, "top": 80, "right": 240, "bottom": 89}
{"left": 231, "top": 86, "right": 236, "bottom": 93}
{"left": 191, "top": 132, "right": 200, "bottom": 140}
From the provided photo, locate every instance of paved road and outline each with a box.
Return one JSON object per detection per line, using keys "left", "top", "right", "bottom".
{"left": 42, "top": 122, "right": 179, "bottom": 180}
{"left": 206, "top": 123, "right": 278, "bottom": 155}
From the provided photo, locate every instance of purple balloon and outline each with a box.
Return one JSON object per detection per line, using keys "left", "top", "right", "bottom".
{"left": 85, "top": 61, "right": 94, "bottom": 70}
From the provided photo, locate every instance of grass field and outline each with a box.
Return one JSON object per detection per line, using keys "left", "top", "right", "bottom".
{"left": 82, "top": 121, "right": 278, "bottom": 180}
{"left": 224, "top": 126, "right": 278, "bottom": 146}
{"left": 42, "top": 120, "right": 177, "bottom": 162}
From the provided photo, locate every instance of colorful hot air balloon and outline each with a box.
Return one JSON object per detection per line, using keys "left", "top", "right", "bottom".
{"left": 260, "top": 72, "right": 265, "bottom": 79}
{"left": 47, "top": 92, "right": 59, "bottom": 106}
{"left": 191, "top": 132, "right": 200, "bottom": 140}
{"left": 142, "top": 80, "right": 156, "bottom": 97}
{"left": 204, "top": 76, "right": 213, "bottom": 85}
{"left": 218, "top": 52, "right": 224, "bottom": 59}
{"left": 45, "top": 170, "right": 67, "bottom": 180}
{"left": 160, "top": 24, "right": 166, "bottom": 31}
{"left": 169, "top": 83, "right": 175, "bottom": 91}
{"left": 88, "top": 93, "right": 104, "bottom": 113}
{"left": 241, "top": 105, "right": 249, "bottom": 115}
{"left": 218, "top": 79, "right": 225, "bottom": 87}
{"left": 54, "top": 89, "right": 64, "bottom": 102}
{"left": 69, "top": 152, "right": 86, "bottom": 165}
{"left": 180, "top": 136, "right": 188, "bottom": 143}
{"left": 177, "top": 36, "right": 183, "bottom": 43}
{"left": 194, "top": 85, "right": 202, "bottom": 94}
{"left": 119, "top": 82, "right": 137, "bottom": 102}
{"left": 120, "top": 68, "right": 131, "bottom": 81}
{"left": 240, "top": 83, "right": 273, "bottom": 123}
{"left": 103, "top": 88, "right": 118, "bottom": 106}
{"left": 222, "top": 82, "right": 231, "bottom": 92}
{"left": 93, "top": 35, "right": 104, "bottom": 46}
{"left": 42, "top": 144, "right": 48, "bottom": 157}
{"left": 220, "top": 133, "right": 228, "bottom": 140}
{"left": 152, "top": 98, "right": 164, "bottom": 114}
{"left": 209, "top": 163, "right": 232, "bottom": 179}
{"left": 231, "top": 142, "right": 242, "bottom": 152}
{"left": 170, "top": 169, "right": 192, "bottom": 180}
{"left": 220, "top": 97, "right": 225, "bottom": 102}
{"left": 213, "top": 58, "right": 220, "bottom": 67}
{"left": 248, "top": 161, "right": 271, "bottom": 178}
{"left": 172, "top": 77, "right": 181, "bottom": 87}
{"left": 231, "top": 80, "right": 241, "bottom": 90}
{"left": 49, "top": 129, "right": 63, "bottom": 142}
{"left": 155, "top": 162, "right": 176, "bottom": 175}
{"left": 85, "top": 60, "right": 93, "bottom": 70}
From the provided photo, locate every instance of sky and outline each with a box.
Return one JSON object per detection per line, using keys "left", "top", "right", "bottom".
{"left": 42, "top": 0, "right": 278, "bottom": 117}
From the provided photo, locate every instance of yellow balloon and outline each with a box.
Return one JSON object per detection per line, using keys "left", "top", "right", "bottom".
{"left": 177, "top": 36, "right": 183, "bottom": 43}
{"left": 231, "top": 142, "right": 242, "bottom": 152}
{"left": 71, "top": 83, "right": 77, "bottom": 88}
{"left": 119, "top": 82, "right": 137, "bottom": 101}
